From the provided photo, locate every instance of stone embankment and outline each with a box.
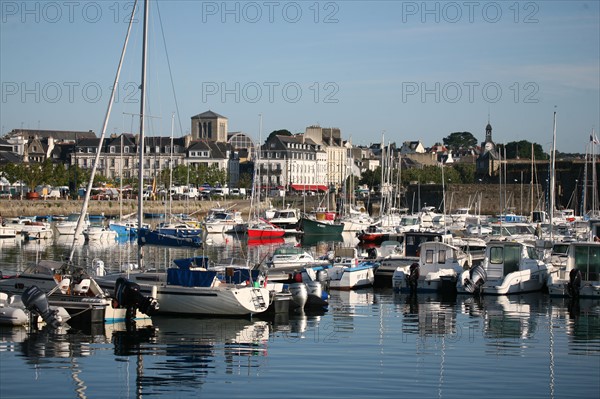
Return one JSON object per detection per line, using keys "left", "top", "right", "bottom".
{"left": 0, "top": 199, "right": 254, "bottom": 219}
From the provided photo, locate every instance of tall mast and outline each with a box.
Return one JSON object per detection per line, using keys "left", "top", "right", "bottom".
{"left": 592, "top": 128, "right": 597, "bottom": 214}
{"left": 68, "top": 0, "right": 138, "bottom": 262}
{"left": 168, "top": 112, "right": 174, "bottom": 222}
{"left": 137, "top": 0, "right": 150, "bottom": 268}
{"left": 530, "top": 142, "right": 534, "bottom": 218}
{"left": 549, "top": 111, "right": 557, "bottom": 240}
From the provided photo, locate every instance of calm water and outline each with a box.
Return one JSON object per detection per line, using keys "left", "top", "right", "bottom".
{"left": 1, "top": 232, "right": 599, "bottom": 399}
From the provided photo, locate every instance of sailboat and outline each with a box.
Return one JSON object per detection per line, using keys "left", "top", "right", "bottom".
{"left": 244, "top": 114, "right": 285, "bottom": 240}
{"left": 95, "top": 0, "right": 270, "bottom": 316}
{"left": 0, "top": 5, "right": 159, "bottom": 326}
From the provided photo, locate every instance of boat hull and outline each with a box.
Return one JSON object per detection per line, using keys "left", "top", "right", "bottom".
{"left": 300, "top": 217, "right": 344, "bottom": 235}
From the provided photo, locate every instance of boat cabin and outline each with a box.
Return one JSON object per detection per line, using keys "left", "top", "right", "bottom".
{"left": 484, "top": 241, "right": 537, "bottom": 280}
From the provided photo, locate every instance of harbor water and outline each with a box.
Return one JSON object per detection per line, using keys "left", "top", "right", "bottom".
{"left": 0, "top": 232, "right": 599, "bottom": 399}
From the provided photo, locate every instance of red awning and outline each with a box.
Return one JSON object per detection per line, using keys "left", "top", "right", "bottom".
{"left": 290, "top": 184, "right": 328, "bottom": 192}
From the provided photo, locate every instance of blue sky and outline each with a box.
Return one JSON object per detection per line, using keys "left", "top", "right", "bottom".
{"left": 1, "top": 1, "right": 599, "bottom": 153}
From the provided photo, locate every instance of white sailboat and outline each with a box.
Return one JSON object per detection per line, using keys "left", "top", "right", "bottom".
{"left": 95, "top": 0, "right": 270, "bottom": 316}
{"left": 0, "top": 6, "right": 159, "bottom": 326}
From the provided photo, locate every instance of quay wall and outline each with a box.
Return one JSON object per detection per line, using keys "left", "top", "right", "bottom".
{"left": 405, "top": 183, "right": 544, "bottom": 215}
{"left": 0, "top": 183, "right": 550, "bottom": 219}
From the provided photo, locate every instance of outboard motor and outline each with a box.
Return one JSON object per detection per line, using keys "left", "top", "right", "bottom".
{"left": 463, "top": 264, "right": 487, "bottom": 296}
{"left": 567, "top": 268, "right": 582, "bottom": 299}
{"left": 406, "top": 262, "right": 420, "bottom": 294}
{"left": 114, "top": 277, "right": 159, "bottom": 318}
{"left": 21, "top": 285, "right": 63, "bottom": 329}
{"left": 289, "top": 282, "right": 308, "bottom": 309}
{"left": 316, "top": 269, "right": 328, "bottom": 282}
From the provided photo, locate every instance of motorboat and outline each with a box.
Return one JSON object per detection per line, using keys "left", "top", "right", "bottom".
{"left": 547, "top": 241, "right": 600, "bottom": 298}
{"left": 392, "top": 241, "right": 469, "bottom": 293}
{"left": 325, "top": 247, "right": 378, "bottom": 290}
{"left": 0, "top": 288, "right": 70, "bottom": 327}
{"left": 457, "top": 240, "right": 552, "bottom": 295}
{"left": 0, "top": 260, "right": 158, "bottom": 324}
{"left": 55, "top": 213, "right": 89, "bottom": 235}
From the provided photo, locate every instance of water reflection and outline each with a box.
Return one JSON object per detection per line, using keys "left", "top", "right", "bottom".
{"left": 398, "top": 292, "right": 458, "bottom": 338}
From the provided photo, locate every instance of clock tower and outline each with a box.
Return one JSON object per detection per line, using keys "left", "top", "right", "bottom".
{"left": 476, "top": 120, "right": 500, "bottom": 179}
{"left": 482, "top": 121, "right": 495, "bottom": 154}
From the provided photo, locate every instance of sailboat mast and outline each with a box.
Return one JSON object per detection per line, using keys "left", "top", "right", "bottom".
{"left": 119, "top": 134, "right": 123, "bottom": 221}
{"left": 168, "top": 112, "right": 174, "bottom": 222}
{"left": 137, "top": 0, "right": 150, "bottom": 268}
{"left": 530, "top": 142, "right": 534, "bottom": 219}
{"left": 549, "top": 111, "right": 557, "bottom": 239}
{"left": 68, "top": 0, "right": 138, "bottom": 262}
{"left": 592, "top": 128, "right": 597, "bottom": 214}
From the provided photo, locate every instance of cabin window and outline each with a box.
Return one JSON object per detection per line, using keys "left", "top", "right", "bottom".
{"left": 425, "top": 250, "right": 434, "bottom": 263}
{"left": 504, "top": 245, "right": 521, "bottom": 275}
{"left": 574, "top": 245, "right": 600, "bottom": 282}
{"left": 438, "top": 250, "right": 446, "bottom": 264}
{"left": 490, "top": 247, "right": 503, "bottom": 264}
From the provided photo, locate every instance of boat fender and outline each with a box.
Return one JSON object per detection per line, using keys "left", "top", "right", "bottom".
{"left": 294, "top": 273, "right": 303, "bottom": 283}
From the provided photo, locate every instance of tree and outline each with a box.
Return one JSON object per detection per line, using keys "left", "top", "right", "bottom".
{"left": 504, "top": 140, "right": 548, "bottom": 160}
{"left": 266, "top": 129, "right": 292, "bottom": 143}
{"left": 443, "top": 132, "right": 478, "bottom": 150}
{"left": 238, "top": 172, "right": 253, "bottom": 189}
{"left": 358, "top": 167, "right": 381, "bottom": 190}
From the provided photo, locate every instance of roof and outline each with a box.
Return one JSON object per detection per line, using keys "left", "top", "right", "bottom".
{"left": 4, "top": 129, "right": 96, "bottom": 141}
{"left": 190, "top": 110, "right": 228, "bottom": 119}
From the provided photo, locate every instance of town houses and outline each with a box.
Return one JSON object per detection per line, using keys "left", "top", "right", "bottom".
{"left": 1, "top": 110, "right": 498, "bottom": 195}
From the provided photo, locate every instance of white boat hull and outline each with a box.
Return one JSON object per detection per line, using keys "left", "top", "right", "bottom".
{"left": 328, "top": 265, "right": 375, "bottom": 290}
{"left": 96, "top": 272, "right": 269, "bottom": 316}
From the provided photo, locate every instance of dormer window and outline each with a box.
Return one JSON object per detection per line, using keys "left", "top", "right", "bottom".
{"left": 110, "top": 146, "right": 115, "bottom": 153}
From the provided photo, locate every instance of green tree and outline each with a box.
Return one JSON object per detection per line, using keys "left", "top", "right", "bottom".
{"left": 358, "top": 167, "right": 382, "bottom": 190}
{"left": 452, "top": 163, "right": 476, "bottom": 183}
{"left": 505, "top": 140, "right": 548, "bottom": 160}
{"left": 443, "top": 132, "right": 478, "bottom": 150}
{"left": 238, "top": 172, "right": 253, "bottom": 189}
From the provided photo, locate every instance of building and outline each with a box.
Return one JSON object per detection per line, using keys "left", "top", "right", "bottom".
{"left": 400, "top": 140, "right": 426, "bottom": 155}
{"left": 258, "top": 134, "right": 327, "bottom": 191}
{"left": 304, "top": 125, "right": 347, "bottom": 189}
{"left": 190, "top": 111, "right": 228, "bottom": 142}
{"left": 476, "top": 121, "right": 500, "bottom": 178}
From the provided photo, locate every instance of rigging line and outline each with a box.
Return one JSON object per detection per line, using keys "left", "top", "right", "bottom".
{"left": 156, "top": 0, "right": 185, "bottom": 137}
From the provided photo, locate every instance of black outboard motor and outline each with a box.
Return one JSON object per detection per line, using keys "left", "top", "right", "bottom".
{"left": 463, "top": 264, "right": 487, "bottom": 296}
{"left": 21, "top": 285, "right": 62, "bottom": 329}
{"left": 406, "top": 262, "right": 420, "bottom": 294}
{"left": 114, "top": 277, "right": 159, "bottom": 319}
{"left": 567, "top": 268, "right": 582, "bottom": 299}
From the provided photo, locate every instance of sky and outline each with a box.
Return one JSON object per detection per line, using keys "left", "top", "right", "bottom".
{"left": 1, "top": 1, "right": 599, "bottom": 154}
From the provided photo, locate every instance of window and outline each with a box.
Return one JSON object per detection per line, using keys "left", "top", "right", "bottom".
{"left": 425, "top": 250, "right": 434, "bottom": 264}
{"left": 504, "top": 245, "right": 521, "bottom": 275}
{"left": 124, "top": 146, "right": 130, "bottom": 153}
{"left": 109, "top": 146, "right": 115, "bottom": 153}
{"left": 574, "top": 245, "right": 600, "bottom": 282}
{"left": 438, "top": 250, "right": 446, "bottom": 264}
{"left": 490, "top": 247, "right": 503, "bottom": 264}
